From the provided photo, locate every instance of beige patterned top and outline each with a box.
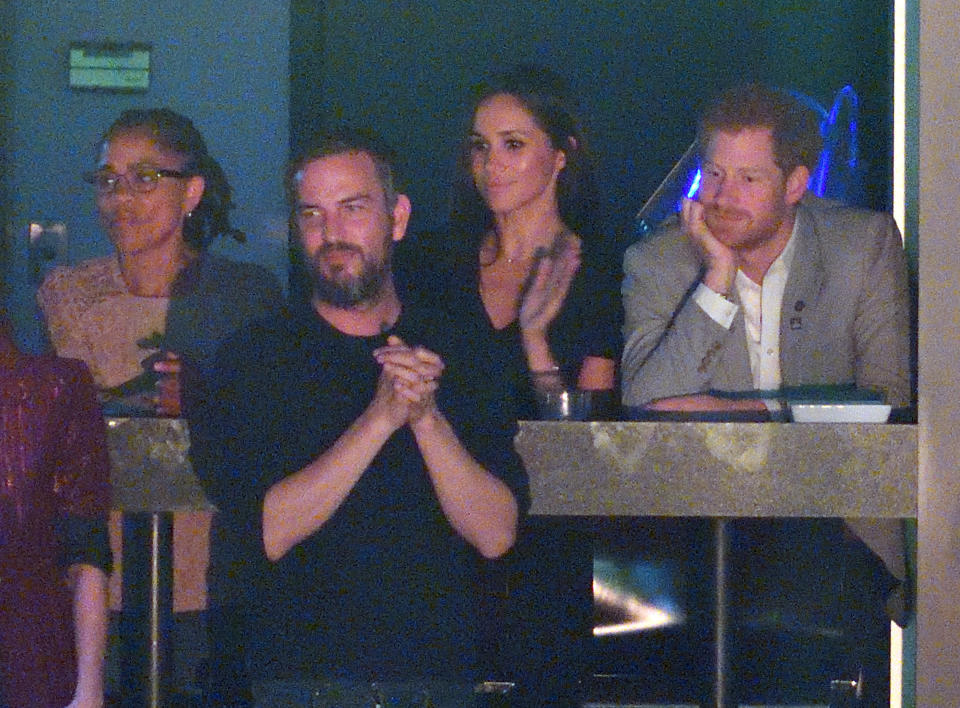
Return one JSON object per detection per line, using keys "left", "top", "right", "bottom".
{"left": 37, "top": 256, "right": 168, "bottom": 389}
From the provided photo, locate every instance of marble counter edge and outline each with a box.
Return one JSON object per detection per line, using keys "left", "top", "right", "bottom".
{"left": 514, "top": 421, "right": 917, "bottom": 518}
{"left": 103, "top": 417, "right": 917, "bottom": 517}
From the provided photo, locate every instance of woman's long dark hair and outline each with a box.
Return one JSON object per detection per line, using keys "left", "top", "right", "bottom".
{"left": 451, "top": 64, "right": 602, "bottom": 261}
{"left": 100, "top": 108, "right": 244, "bottom": 250}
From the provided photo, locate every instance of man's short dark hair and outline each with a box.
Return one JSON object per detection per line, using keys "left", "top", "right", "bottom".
{"left": 698, "top": 84, "right": 823, "bottom": 176}
{"left": 285, "top": 128, "right": 400, "bottom": 210}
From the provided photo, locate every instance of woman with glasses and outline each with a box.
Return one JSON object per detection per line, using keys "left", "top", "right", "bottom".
{"left": 37, "top": 107, "right": 282, "bottom": 416}
{"left": 36, "top": 108, "right": 283, "bottom": 705}
{"left": 0, "top": 310, "right": 111, "bottom": 708}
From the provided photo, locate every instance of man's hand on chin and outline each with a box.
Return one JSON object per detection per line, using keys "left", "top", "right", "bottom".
{"left": 681, "top": 197, "right": 738, "bottom": 296}
{"left": 644, "top": 393, "right": 769, "bottom": 413}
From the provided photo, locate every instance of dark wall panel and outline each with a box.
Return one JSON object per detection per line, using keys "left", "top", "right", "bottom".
{"left": 290, "top": 1, "right": 892, "bottom": 246}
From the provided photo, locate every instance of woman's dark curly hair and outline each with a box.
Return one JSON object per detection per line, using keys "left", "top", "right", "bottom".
{"left": 451, "top": 64, "right": 602, "bottom": 258}
{"left": 100, "top": 108, "right": 244, "bottom": 250}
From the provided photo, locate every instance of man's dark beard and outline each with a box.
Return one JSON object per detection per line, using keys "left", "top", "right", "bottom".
{"left": 309, "top": 242, "right": 391, "bottom": 308}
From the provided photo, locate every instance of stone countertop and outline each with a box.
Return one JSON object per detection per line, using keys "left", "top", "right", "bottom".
{"left": 514, "top": 421, "right": 916, "bottom": 518}
{"left": 106, "top": 418, "right": 917, "bottom": 517}
{"left": 106, "top": 417, "right": 213, "bottom": 512}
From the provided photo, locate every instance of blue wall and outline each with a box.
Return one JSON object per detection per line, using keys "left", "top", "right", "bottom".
{"left": 4, "top": 1, "right": 290, "bottom": 349}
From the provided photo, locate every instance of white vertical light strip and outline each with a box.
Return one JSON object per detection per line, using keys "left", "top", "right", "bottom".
{"left": 893, "top": 0, "right": 907, "bottom": 237}
{"left": 891, "top": 0, "right": 907, "bottom": 704}
{"left": 891, "top": 621, "right": 904, "bottom": 708}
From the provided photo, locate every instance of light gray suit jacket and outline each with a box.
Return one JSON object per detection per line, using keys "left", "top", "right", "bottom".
{"left": 621, "top": 196, "right": 912, "bottom": 409}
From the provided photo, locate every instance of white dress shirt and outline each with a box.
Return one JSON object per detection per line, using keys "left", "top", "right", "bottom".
{"left": 692, "top": 218, "right": 800, "bottom": 391}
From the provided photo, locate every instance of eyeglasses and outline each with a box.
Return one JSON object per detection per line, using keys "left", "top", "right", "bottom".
{"left": 83, "top": 166, "right": 191, "bottom": 195}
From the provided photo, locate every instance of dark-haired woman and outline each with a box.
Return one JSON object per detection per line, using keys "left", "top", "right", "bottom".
{"left": 430, "top": 67, "right": 620, "bottom": 415}
{"left": 37, "top": 107, "right": 282, "bottom": 416}
{"left": 398, "top": 66, "right": 621, "bottom": 706}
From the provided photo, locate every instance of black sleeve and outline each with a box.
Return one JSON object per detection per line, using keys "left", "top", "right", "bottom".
{"left": 569, "top": 245, "right": 624, "bottom": 363}
{"left": 55, "top": 513, "right": 112, "bottom": 574}
{"left": 429, "top": 313, "right": 531, "bottom": 515}
{"left": 187, "top": 319, "right": 304, "bottom": 587}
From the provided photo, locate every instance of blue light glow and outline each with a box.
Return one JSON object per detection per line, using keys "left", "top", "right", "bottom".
{"left": 677, "top": 85, "right": 862, "bottom": 208}
{"left": 811, "top": 85, "right": 860, "bottom": 198}
{"left": 686, "top": 169, "right": 701, "bottom": 199}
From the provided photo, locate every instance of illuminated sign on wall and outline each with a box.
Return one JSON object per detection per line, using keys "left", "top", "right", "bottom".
{"left": 69, "top": 42, "right": 151, "bottom": 92}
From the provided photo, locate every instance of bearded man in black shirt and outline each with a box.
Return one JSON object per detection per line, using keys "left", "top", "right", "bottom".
{"left": 190, "top": 130, "right": 527, "bottom": 708}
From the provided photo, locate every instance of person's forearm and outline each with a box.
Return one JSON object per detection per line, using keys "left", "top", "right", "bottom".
{"left": 69, "top": 563, "right": 108, "bottom": 707}
{"left": 262, "top": 406, "right": 396, "bottom": 561}
{"left": 520, "top": 329, "right": 566, "bottom": 392}
{"left": 576, "top": 355, "right": 616, "bottom": 391}
{"left": 520, "top": 328, "right": 557, "bottom": 372}
{"left": 411, "top": 410, "right": 518, "bottom": 558}
{"left": 701, "top": 256, "right": 738, "bottom": 296}
{"left": 622, "top": 294, "right": 730, "bottom": 407}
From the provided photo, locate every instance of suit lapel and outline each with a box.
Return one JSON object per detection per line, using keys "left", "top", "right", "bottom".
{"left": 780, "top": 203, "right": 824, "bottom": 383}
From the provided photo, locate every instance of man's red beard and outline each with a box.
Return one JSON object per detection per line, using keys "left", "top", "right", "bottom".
{"left": 703, "top": 204, "right": 750, "bottom": 226}
{"left": 702, "top": 204, "right": 783, "bottom": 251}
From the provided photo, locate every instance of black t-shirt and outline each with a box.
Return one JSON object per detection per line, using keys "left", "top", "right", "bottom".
{"left": 189, "top": 299, "right": 527, "bottom": 682}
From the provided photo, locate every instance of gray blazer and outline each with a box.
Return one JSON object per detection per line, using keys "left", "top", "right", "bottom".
{"left": 621, "top": 196, "right": 912, "bottom": 408}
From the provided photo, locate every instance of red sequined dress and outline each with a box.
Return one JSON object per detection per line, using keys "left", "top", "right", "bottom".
{"left": 0, "top": 342, "right": 111, "bottom": 708}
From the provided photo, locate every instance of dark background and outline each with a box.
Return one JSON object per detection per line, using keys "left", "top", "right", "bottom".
{"left": 290, "top": 0, "right": 893, "bottom": 250}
